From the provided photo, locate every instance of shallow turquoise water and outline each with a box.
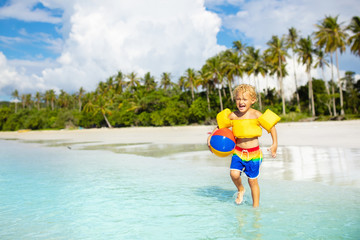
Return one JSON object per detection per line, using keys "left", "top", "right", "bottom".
{"left": 0, "top": 140, "right": 359, "bottom": 239}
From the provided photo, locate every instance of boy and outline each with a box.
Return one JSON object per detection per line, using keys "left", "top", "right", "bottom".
{"left": 208, "top": 84, "right": 279, "bottom": 207}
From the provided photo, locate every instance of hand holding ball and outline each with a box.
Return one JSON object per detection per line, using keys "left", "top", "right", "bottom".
{"left": 209, "top": 128, "right": 236, "bottom": 157}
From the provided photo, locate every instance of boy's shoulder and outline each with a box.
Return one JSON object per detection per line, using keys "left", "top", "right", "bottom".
{"left": 252, "top": 109, "right": 262, "bottom": 118}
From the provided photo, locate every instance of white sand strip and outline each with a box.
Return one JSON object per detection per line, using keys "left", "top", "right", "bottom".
{"left": 0, "top": 120, "right": 359, "bottom": 148}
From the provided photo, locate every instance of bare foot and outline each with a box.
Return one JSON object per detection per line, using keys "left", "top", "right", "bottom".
{"left": 235, "top": 189, "right": 245, "bottom": 204}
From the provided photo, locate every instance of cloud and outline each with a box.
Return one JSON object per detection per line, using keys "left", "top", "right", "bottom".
{"left": 0, "top": 0, "right": 226, "bottom": 97}
{"left": 0, "top": 0, "right": 62, "bottom": 23}
{"left": 222, "top": 0, "right": 360, "bottom": 47}
{"left": 42, "top": 0, "right": 225, "bottom": 92}
{"left": 0, "top": 52, "right": 52, "bottom": 98}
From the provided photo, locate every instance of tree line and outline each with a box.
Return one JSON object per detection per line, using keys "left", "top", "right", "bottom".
{"left": 0, "top": 15, "right": 359, "bottom": 131}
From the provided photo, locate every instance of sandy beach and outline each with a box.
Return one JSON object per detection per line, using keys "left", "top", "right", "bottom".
{"left": 0, "top": 120, "right": 359, "bottom": 148}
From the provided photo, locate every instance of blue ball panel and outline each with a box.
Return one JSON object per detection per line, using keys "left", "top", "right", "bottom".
{"left": 210, "top": 135, "right": 236, "bottom": 152}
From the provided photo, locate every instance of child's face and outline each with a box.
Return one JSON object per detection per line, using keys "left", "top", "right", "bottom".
{"left": 235, "top": 91, "right": 255, "bottom": 113}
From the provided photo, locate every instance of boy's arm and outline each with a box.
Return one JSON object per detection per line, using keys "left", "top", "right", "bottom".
{"left": 267, "top": 126, "right": 278, "bottom": 158}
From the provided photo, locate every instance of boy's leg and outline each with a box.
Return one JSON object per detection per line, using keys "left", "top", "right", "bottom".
{"left": 248, "top": 178, "right": 260, "bottom": 207}
{"left": 230, "top": 170, "right": 245, "bottom": 204}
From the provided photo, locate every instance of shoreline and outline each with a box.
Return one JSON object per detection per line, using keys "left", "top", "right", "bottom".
{"left": 0, "top": 120, "right": 359, "bottom": 148}
{"left": 0, "top": 120, "right": 360, "bottom": 148}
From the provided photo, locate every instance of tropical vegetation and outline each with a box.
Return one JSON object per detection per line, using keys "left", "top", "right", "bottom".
{"left": 0, "top": 15, "right": 359, "bottom": 131}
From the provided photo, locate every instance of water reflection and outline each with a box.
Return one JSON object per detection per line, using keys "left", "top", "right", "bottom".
{"left": 261, "top": 146, "right": 360, "bottom": 187}
{"left": 12, "top": 137, "right": 360, "bottom": 188}
{"left": 80, "top": 143, "right": 209, "bottom": 158}
{"left": 235, "top": 208, "right": 262, "bottom": 240}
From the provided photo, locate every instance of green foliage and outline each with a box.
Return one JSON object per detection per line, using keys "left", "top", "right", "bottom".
{"left": 150, "top": 111, "right": 164, "bottom": 126}
{"left": 53, "top": 110, "right": 80, "bottom": 129}
{"left": 163, "top": 100, "right": 188, "bottom": 126}
{"left": 189, "top": 98, "right": 208, "bottom": 123}
{"left": 0, "top": 107, "right": 11, "bottom": 130}
{"left": 280, "top": 112, "right": 311, "bottom": 122}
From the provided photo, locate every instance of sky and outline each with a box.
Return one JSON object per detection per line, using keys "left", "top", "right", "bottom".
{"left": 0, "top": 0, "right": 359, "bottom": 101}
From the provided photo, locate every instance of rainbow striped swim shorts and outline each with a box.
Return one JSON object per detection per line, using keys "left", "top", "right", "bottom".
{"left": 230, "top": 146, "right": 263, "bottom": 179}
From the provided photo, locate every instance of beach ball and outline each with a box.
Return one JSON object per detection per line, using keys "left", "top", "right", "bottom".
{"left": 209, "top": 128, "right": 236, "bottom": 157}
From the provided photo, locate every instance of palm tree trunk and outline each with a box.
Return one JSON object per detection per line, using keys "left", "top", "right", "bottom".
{"left": 266, "top": 76, "right": 269, "bottom": 95}
{"left": 206, "top": 83, "right": 211, "bottom": 112}
{"left": 307, "top": 70, "right": 315, "bottom": 116}
{"left": 218, "top": 85, "right": 223, "bottom": 111}
{"left": 228, "top": 79, "right": 234, "bottom": 102}
{"left": 292, "top": 52, "right": 301, "bottom": 112}
{"left": 255, "top": 76, "right": 262, "bottom": 111}
{"left": 308, "top": 77, "right": 311, "bottom": 114}
{"left": 278, "top": 56, "right": 286, "bottom": 115}
{"left": 335, "top": 50, "right": 345, "bottom": 115}
{"left": 321, "top": 65, "right": 332, "bottom": 116}
{"left": 330, "top": 55, "right": 337, "bottom": 116}
{"left": 102, "top": 113, "right": 112, "bottom": 128}
{"left": 190, "top": 82, "right": 194, "bottom": 102}
{"left": 78, "top": 99, "right": 82, "bottom": 112}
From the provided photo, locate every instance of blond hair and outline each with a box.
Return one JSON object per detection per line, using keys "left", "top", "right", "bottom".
{"left": 233, "top": 84, "right": 257, "bottom": 102}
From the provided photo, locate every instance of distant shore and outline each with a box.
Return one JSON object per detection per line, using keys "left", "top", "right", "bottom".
{"left": 0, "top": 120, "right": 359, "bottom": 148}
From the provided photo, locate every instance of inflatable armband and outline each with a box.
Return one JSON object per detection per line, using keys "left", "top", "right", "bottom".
{"left": 258, "top": 109, "right": 281, "bottom": 133}
{"left": 216, "top": 108, "right": 232, "bottom": 129}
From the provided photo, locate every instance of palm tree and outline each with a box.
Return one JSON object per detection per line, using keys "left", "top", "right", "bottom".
{"left": 233, "top": 40, "right": 247, "bottom": 55}
{"left": 204, "top": 54, "right": 224, "bottom": 111}
{"left": 232, "top": 40, "right": 246, "bottom": 85}
{"left": 96, "top": 97, "right": 113, "bottom": 128}
{"left": 342, "top": 71, "right": 359, "bottom": 114}
{"left": 265, "top": 35, "right": 288, "bottom": 115}
{"left": 314, "top": 15, "right": 349, "bottom": 115}
{"left": 35, "top": 92, "right": 42, "bottom": 110}
{"left": 106, "top": 76, "right": 114, "bottom": 90}
{"left": 126, "top": 72, "right": 140, "bottom": 92}
{"left": 25, "top": 94, "right": 32, "bottom": 110}
{"left": 297, "top": 36, "right": 316, "bottom": 117}
{"left": 178, "top": 76, "right": 186, "bottom": 91}
{"left": 48, "top": 90, "right": 56, "bottom": 110}
{"left": 96, "top": 81, "right": 107, "bottom": 96}
{"left": 160, "top": 72, "right": 172, "bottom": 90}
{"left": 198, "top": 67, "right": 213, "bottom": 111}
{"left": 83, "top": 96, "right": 113, "bottom": 128}
{"left": 11, "top": 89, "right": 19, "bottom": 113}
{"left": 225, "top": 49, "right": 244, "bottom": 86}
{"left": 314, "top": 48, "right": 332, "bottom": 115}
{"left": 58, "top": 90, "right": 70, "bottom": 109}
{"left": 286, "top": 27, "right": 301, "bottom": 112}
{"left": 347, "top": 16, "right": 360, "bottom": 57}
{"left": 183, "top": 68, "right": 198, "bottom": 102}
{"left": 44, "top": 90, "right": 56, "bottom": 110}
{"left": 142, "top": 72, "right": 156, "bottom": 91}
{"left": 77, "top": 87, "right": 85, "bottom": 112}
{"left": 20, "top": 94, "right": 26, "bottom": 109}
{"left": 221, "top": 49, "right": 244, "bottom": 101}
{"left": 244, "top": 47, "right": 266, "bottom": 110}
{"left": 115, "top": 71, "right": 126, "bottom": 94}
